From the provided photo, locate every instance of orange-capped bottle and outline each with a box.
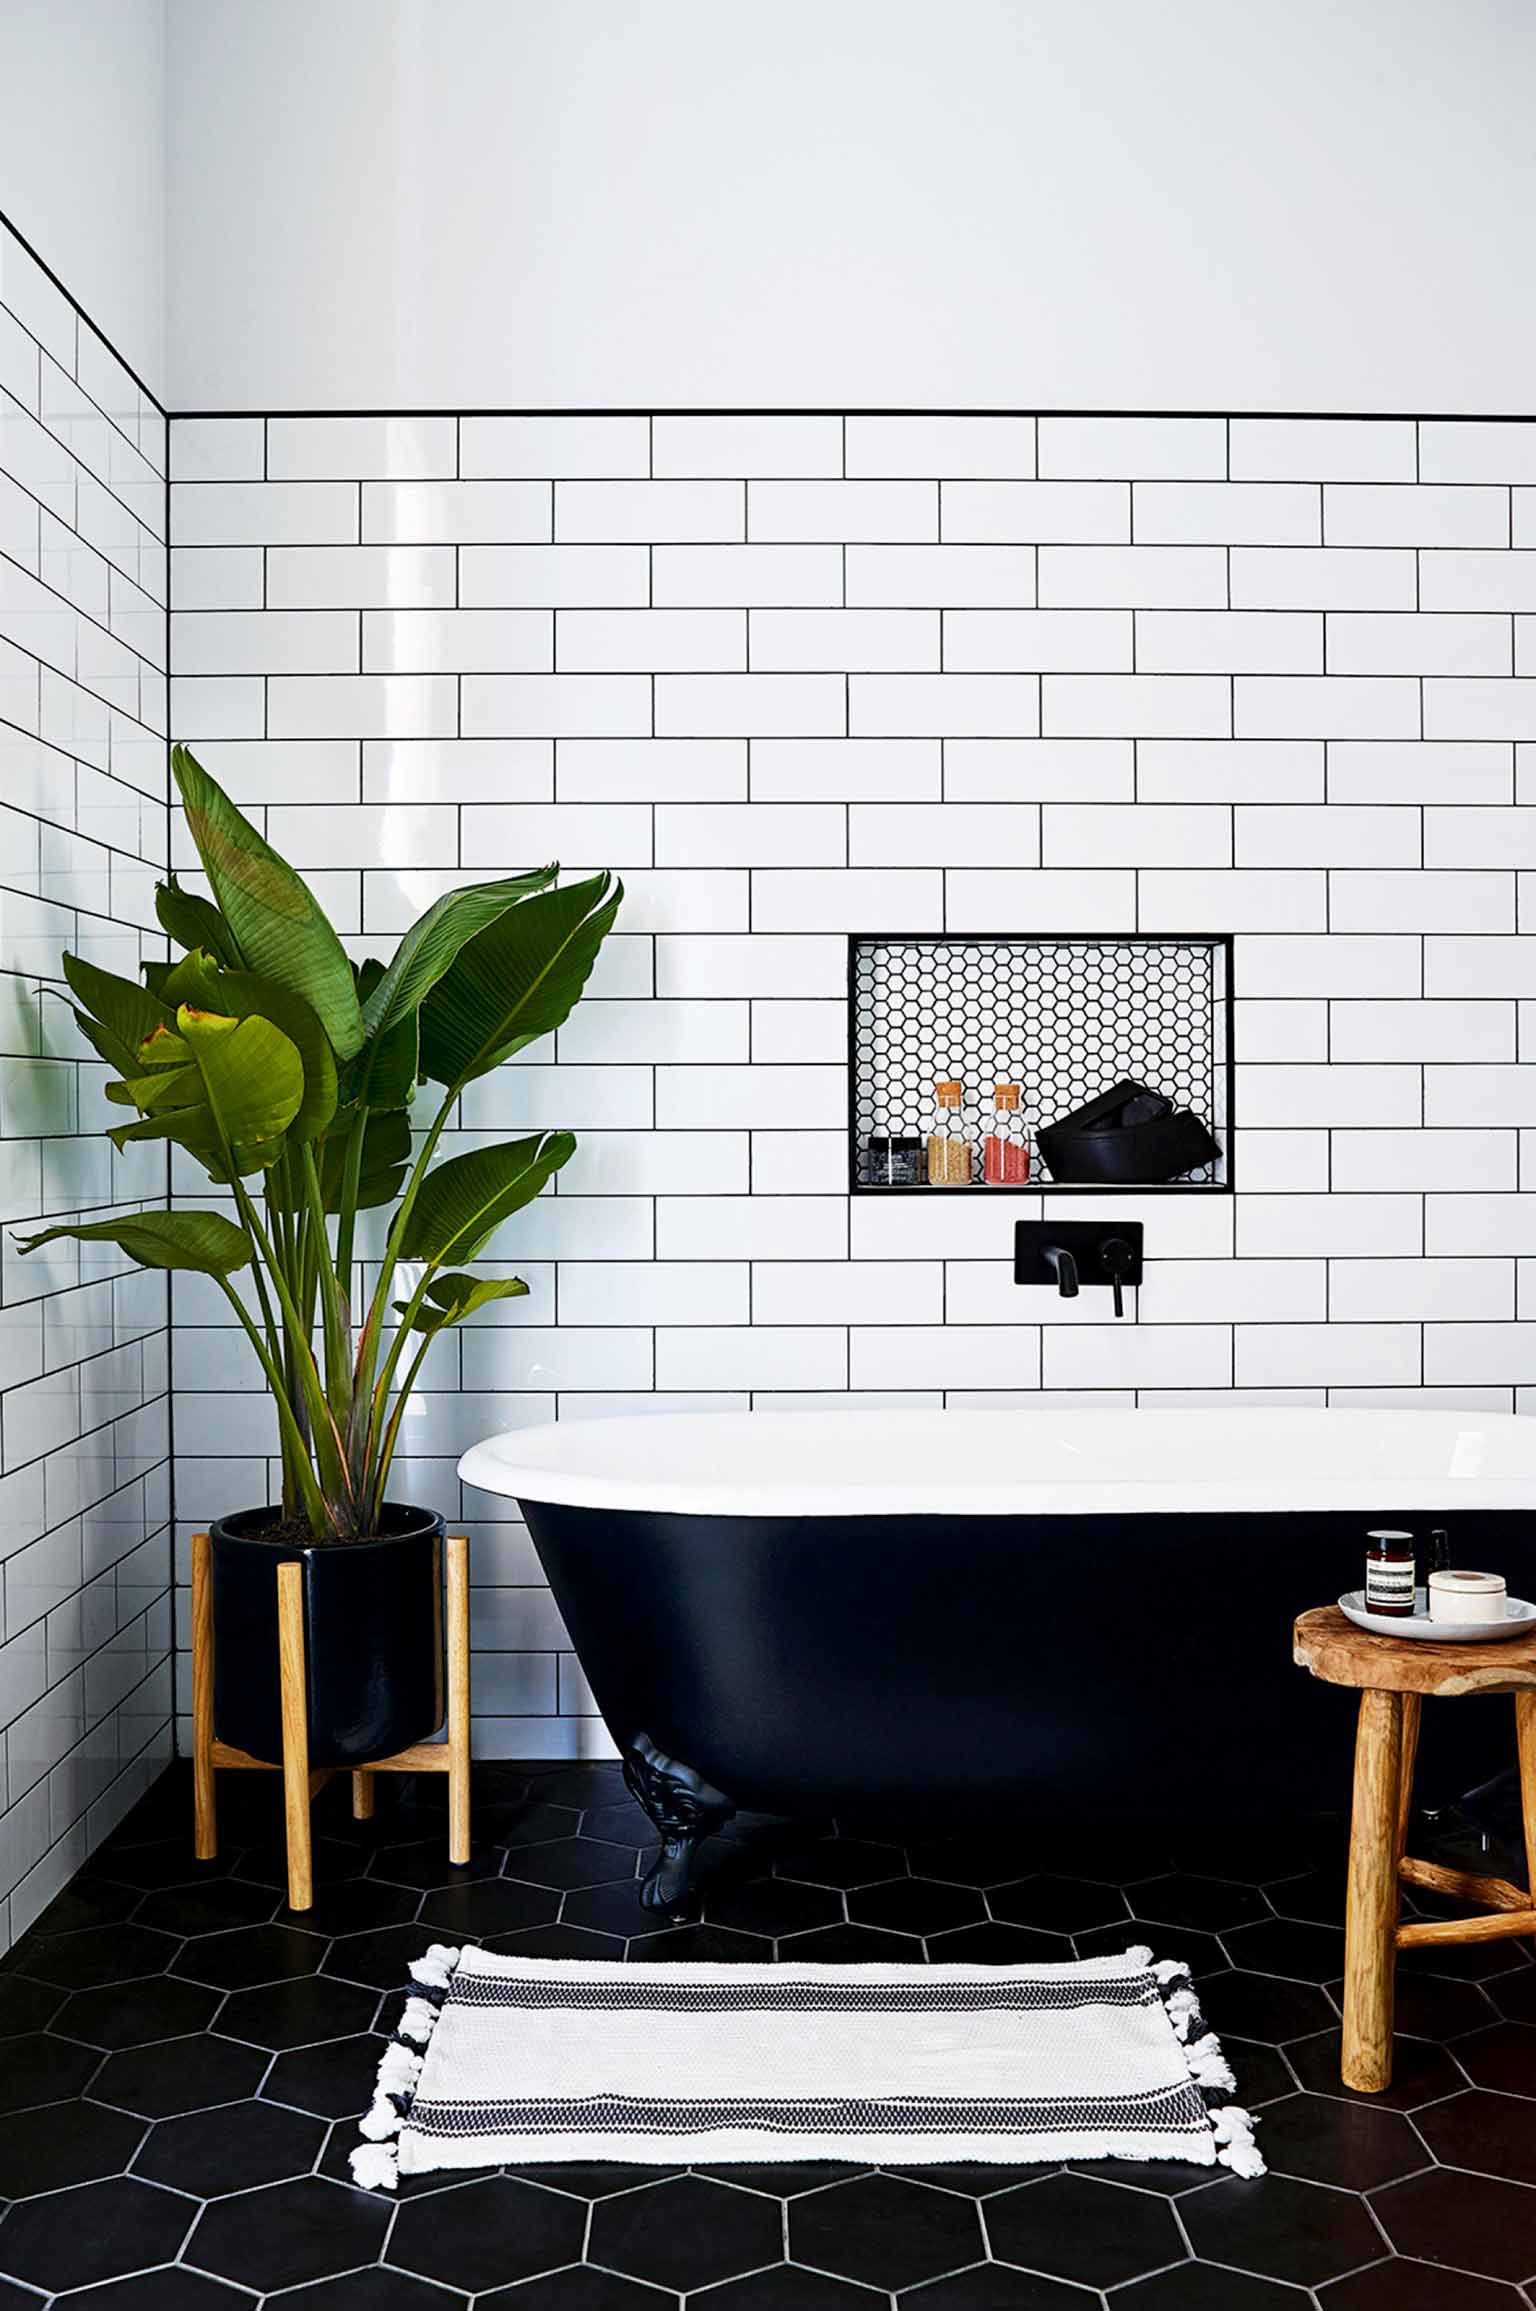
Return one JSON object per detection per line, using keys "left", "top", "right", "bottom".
{"left": 926, "top": 1080, "right": 973, "bottom": 1186}
{"left": 984, "top": 1083, "right": 1030, "bottom": 1186}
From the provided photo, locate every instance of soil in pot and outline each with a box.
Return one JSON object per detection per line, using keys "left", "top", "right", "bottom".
{"left": 211, "top": 1503, "right": 446, "bottom": 1769}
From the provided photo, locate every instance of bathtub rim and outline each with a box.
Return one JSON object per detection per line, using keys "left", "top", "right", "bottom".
{"left": 457, "top": 1404, "right": 1536, "bottom": 1521}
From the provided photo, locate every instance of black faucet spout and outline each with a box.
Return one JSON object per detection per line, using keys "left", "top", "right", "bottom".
{"left": 1041, "top": 1244, "right": 1079, "bottom": 1298}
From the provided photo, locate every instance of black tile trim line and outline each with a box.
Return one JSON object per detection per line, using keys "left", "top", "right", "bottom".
{"left": 0, "top": 198, "right": 167, "bottom": 416}
{"left": 173, "top": 405, "right": 1536, "bottom": 421}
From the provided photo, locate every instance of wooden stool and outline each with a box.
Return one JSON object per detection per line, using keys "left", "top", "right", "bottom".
{"left": 1294, "top": 1604, "right": 1536, "bottom": 2093}
{"left": 190, "top": 1530, "right": 472, "bottom": 1912}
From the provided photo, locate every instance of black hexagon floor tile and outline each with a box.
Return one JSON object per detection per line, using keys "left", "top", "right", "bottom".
{"left": 790, "top": 2172, "right": 986, "bottom": 2291}
{"left": 591, "top": 2172, "right": 785, "bottom": 2291}
{"left": 0, "top": 2174, "right": 194, "bottom": 2293}
{"left": 41, "top": 2272, "right": 250, "bottom": 2309}
{"left": 927, "top": 1921, "right": 1076, "bottom": 1965}
{"left": 1180, "top": 2172, "right": 1387, "bottom": 2287}
{"left": 388, "top": 2172, "right": 592, "bottom": 2291}
{"left": 15, "top": 1760, "right": 1536, "bottom": 2311}
{"left": 1319, "top": 2258, "right": 1531, "bottom": 2307}
{"left": 133, "top": 2096, "right": 327, "bottom": 2194}
{"left": 1453, "top": 2018, "right": 1536, "bottom": 2093}
{"left": 13, "top": 1921, "right": 178, "bottom": 1989}
{"left": 419, "top": 1875, "right": 563, "bottom": 1939}
{"left": 505, "top": 1836, "right": 643, "bottom": 1891}
{"left": 1255, "top": 2090, "right": 1429, "bottom": 2190}
{"left": 92, "top": 2030, "right": 269, "bottom": 2117}
{"left": 982, "top": 2172, "right": 1185, "bottom": 2289}
{"left": 772, "top": 1836, "right": 906, "bottom": 1888}
{"left": 904, "top": 2268, "right": 1108, "bottom": 2309}
{"left": 985, "top": 1875, "right": 1129, "bottom": 1935}
{"left": 57, "top": 1973, "right": 221, "bottom": 2049}
{"left": 0, "top": 2026, "right": 100, "bottom": 2110}
{"left": 1284, "top": 2024, "right": 1466, "bottom": 2112}
{"left": 847, "top": 1876, "right": 988, "bottom": 1936}
{"left": 703, "top": 1871, "right": 845, "bottom": 1938}
{"left": 1373, "top": 2166, "right": 1536, "bottom": 2282}
{"left": 217, "top": 1971, "right": 379, "bottom": 2049}
{"left": 0, "top": 1971, "right": 62, "bottom": 2033}
{"left": 185, "top": 2173, "right": 392, "bottom": 2292}
{"left": 1130, "top": 1872, "right": 1272, "bottom": 1932}
{"left": 174, "top": 1921, "right": 328, "bottom": 1990}
{"left": 263, "top": 2029, "right": 387, "bottom": 2117}
{"left": 683, "top": 2266, "right": 878, "bottom": 2310}
{"left": 1413, "top": 2086, "right": 1536, "bottom": 2185}
{"left": 29, "top": 1874, "right": 141, "bottom": 1935}
{"left": 134, "top": 1876, "right": 278, "bottom": 1935}
{"left": 0, "top": 2097, "right": 144, "bottom": 2196}
{"left": 276, "top": 2274, "right": 469, "bottom": 2311}
{"left": 1113, "top": 2268, "right": 1303, "bottom": 2307}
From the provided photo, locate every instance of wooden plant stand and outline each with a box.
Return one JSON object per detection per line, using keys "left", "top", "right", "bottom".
{"left": 191, "top": 1529, "right": 472, "bottom": 1912}
{"left": 1294, "top": 1603, "right": 1536, "bottom": 2094}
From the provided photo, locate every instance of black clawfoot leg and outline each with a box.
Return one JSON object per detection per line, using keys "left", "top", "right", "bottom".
{"left": 622, "top": 1732, "right": 737, "bottom": 1918}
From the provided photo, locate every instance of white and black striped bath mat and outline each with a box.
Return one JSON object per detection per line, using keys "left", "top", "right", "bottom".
{"left": 350, "top": 1942, "right": 1263, "bottom": 2189}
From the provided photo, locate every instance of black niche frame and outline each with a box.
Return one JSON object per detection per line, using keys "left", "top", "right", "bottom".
{"left": 846, "top": 931, "right": 1236, "bottom": 1196}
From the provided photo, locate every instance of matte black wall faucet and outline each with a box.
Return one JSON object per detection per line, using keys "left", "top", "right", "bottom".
{"left": 1014, "top": 1222, "right": 1145, "bottom": 1319}
{"left": 1041, "top": 1244, "right": 1079, "bottom": 1297}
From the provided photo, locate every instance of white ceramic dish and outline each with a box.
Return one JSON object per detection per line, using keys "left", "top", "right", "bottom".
{"left": 1339, "top": 1589, "right": 1536, "bottom": 1644}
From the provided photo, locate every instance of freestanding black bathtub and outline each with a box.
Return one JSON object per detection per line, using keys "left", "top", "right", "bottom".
{"left": 459, "top": 1407, "right": 1536, "bottom": 1915}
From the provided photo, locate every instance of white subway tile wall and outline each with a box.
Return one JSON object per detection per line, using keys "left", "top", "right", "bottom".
{"left": 0, "top": 221, "right": 172, "bottom": 1947}
{"left": 169, "top": 409, "right": 1536, "bottom": 1758}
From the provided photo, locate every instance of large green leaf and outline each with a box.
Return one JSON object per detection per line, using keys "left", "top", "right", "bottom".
{"left": 155, "top": 872, "right": 242, "bottom": 967}
{"left": 155, "top": 948, "right": 227, "bottom": 1014}
{"left": 354, "top": 869, "right": 557, "bottom": 1103}
{"left": 217, "top": 972, "right": 337, "bottom": 1141}
{"left": 398, "top": 1132, "right": 575, "bottom": 1264}
{"left": 392, "top": 1272, "right": 529, "bottom": 1334}
{"left": 418, "top": 873, "right": 621, "bottom": 1089}
{"left": 62, "top": 954, "right": 171, "bottom": 1065}
{"left": 320, "top": 1107, "right": 412, "bottom": 1211}
{"left": 13, "top": 1209, "right": 252, "bottom": 1275}
{"left": 176, "top": 1006, "right": 307, "bottom": 1167}
{"left": 172, "top": 746, "right": 364, "bottom": 1061}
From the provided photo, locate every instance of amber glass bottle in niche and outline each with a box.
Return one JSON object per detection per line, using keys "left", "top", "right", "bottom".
{"left": 927, "top": 1080, "right": 973, "bottom": 1186}
{"left": 984, "top": 1082, "right": 1031, "bottom": 1186}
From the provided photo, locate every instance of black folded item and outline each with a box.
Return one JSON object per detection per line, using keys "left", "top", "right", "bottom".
{"left": 1038, "top": 1078, "right": 1221, "bottom": 1184}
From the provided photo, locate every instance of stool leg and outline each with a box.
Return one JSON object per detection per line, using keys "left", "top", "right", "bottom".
{"left": 446, "top": 1533, "right": 471, "bottom": 1867}
{"left": 1515, "top": 1692, "right": 1536, "bottom": 1900}
{"left": 1342, "top": 1688, "right": 1403, "bottom": 2093}
{"left": 351, "top": 1771, "right": 375, "bottom": 1822}
{"left": 276, "top": 1563, "right": 314, "bottom": 1913}
{"left": 191, "top": 1532, "right": 217, "bottom": 1862}
{"left": 1396, "top": 1693, "right": 1422, "bottom": 1865}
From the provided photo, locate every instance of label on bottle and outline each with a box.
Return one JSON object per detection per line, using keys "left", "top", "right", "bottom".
{"left": 1364, "top": 1560, "right": 1415, "bottom": 1609}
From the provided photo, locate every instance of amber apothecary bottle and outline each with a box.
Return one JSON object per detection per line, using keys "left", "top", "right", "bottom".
{"left": 984, "top": 1083, "right": 1031, "bottom": 1186}
{"left": 926, "top": 1080, "right": 973, "bottom": 1186}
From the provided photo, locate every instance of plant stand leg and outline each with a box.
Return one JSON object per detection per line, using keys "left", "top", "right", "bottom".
{"left": 622, "top": 1732, "right": 736, "bottom": 1919}
{"left": 351, "top": 1772, "right": 375, "bottom": 1821}
{"left": 1395, "top": 1693, "right": 1421, "bottom": 1864}
{"left": 447, "top": 1533, "right": 471, "bottom": 1866}
{"left": 191, "top": 1532, "right": 217, "bottom": 1862}
{"left": 1342, "top": 1688, "right": 1403, "bottom": 2093}
{"left": 1515, "top": 1691, "right": 1536, "bottom": 1902}
{"left": 276, "top": 1562, "right": 314, "bottom": 1912}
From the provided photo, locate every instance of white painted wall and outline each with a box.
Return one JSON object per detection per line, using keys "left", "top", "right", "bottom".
{"left": 167, "top": 0, "right": 1536, "bottom": 416}
{"left": 0, "top": 0, "right": 166, "bottom": 398}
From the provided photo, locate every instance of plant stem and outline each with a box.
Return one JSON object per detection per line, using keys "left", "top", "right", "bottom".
{"left": 214, "top": 1276, "right": 328, "bottom": 1531}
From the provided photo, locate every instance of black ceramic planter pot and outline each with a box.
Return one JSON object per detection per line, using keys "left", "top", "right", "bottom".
{"left": 211, "top": 1503, "right": 446, "bottom": 1769}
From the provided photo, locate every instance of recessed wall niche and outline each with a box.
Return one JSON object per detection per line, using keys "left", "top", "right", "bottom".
{"left": 849, "top": 934, "right": 1233, "bottom": 1194}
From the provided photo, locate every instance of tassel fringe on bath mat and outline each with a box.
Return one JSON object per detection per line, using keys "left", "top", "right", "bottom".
{"left": 350, "top": 1941, "right": 1264, "bottom": 2189}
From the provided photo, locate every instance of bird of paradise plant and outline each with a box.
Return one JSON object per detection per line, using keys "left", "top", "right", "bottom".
{"left": 16, "top": 746, "right": 620, "bottom": 1540}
